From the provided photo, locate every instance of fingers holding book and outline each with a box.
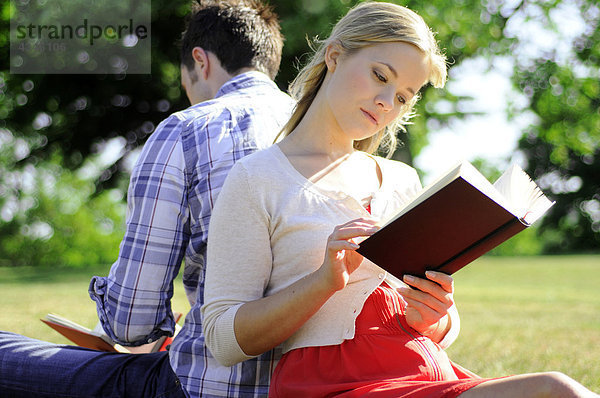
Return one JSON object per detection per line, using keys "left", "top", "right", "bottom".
{"left": 318, "top": 218, "right": 381, "bottom": 292}
{"left": 398, "top": 271, "right": 455, "bottom": 340}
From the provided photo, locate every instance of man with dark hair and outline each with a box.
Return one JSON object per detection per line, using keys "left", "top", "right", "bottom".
{"left": 180, "top": 0, "right": 282, "bottom": 81}
{"left": 0, "top": 1, "right": 294, "bottom": 396}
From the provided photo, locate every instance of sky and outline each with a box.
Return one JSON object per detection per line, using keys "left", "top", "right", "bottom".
{"left": 414, "top": 56, "right": 531, "bottom": 184}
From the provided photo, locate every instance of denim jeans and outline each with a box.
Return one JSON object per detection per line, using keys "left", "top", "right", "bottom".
{"left": 0, "top": 331, "right": 187, "bottom": 398}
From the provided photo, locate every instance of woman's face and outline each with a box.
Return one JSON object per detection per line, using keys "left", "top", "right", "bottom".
{"left": 323, "top": 41, "right": 430, "bottom": 142}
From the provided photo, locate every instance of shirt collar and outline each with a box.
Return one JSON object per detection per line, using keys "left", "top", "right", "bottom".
{"left": 215, "top": 71, "right": 276, "bottom": 98}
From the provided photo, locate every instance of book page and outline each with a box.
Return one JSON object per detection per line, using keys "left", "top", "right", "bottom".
{"left": 493, "top": 164, "right": 554, "bottom": 225}
{"left": 45, "top": 313, "right": 94, "bottom": 334}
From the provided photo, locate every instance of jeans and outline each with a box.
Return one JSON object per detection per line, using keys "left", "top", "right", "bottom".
{"left": 0, "top": 331, "right": 187, "bottom": 398}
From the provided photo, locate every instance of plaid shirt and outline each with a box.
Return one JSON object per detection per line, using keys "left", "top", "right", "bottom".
{"left": 89, "top": 71, "right": 295, "bottom": 397}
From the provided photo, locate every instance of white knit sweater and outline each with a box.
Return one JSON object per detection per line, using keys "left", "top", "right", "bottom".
{"left": 202, "top": 144, "right": 460, "bottom": 367}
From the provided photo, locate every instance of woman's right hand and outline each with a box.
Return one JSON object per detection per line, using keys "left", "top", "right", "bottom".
{"left": 221, "top": 217, "right": 379, "bottom": 363}
{"left": 316, "top": 217, "right": 380, "bottom": 292}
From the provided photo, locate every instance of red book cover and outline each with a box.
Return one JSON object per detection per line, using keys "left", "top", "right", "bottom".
{"left": 357, "top": 162, "right": 552, "bottom": 280}
{"left": 41, "top": 317, "right": 120, "bottom": 352}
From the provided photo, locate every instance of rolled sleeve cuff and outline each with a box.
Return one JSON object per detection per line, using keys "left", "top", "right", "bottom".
{"left": 437, "top": 303, "right": 460, "bottom": 349}
{"left": 205, "top": 304, "right": 255, "bottom": 367}
{"left": 88, "top": 275, "right": 112, "bottom": 336}
{"left": 88, "top": 276, "right": 172, "bottom": 347}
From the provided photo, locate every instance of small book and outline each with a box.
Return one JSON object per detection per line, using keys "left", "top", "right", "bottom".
{"left": 41, "top": 312, "right": 182, "bottom": 353}
{"left": 357, "top": 161, "right": 554, "bottom": 280}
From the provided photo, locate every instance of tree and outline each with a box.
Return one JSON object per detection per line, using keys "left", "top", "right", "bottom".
{"left": 1, "top": 0, "right": 598, "bottom": 267}
{"left": 1, "top": 0, "right": 517, "bottom": 187}
{"left": 1, "top": 0, "right": 190, "bottom": 266}
{"left": 513, "top": 3, "right": 600, "bottom": 252}
{"left": 1, "top": 0, "right": 190, "bottom": 187}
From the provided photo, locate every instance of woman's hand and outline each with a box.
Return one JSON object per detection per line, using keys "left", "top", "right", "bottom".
{"left": 316, "top": 218, "right": 380, "bottom": 293}
{"left": 230, "top": 217, "right": 379, "bottom": 359}
{"left": 398, "top": 271, "right": 455, "bottom": 342}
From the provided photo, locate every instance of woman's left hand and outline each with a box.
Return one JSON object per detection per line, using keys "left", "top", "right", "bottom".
{"left": 397, "top": 271, "right": 454, "bottom": 342}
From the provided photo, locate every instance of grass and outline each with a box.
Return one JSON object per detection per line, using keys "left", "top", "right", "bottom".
{"left": 0, "top": 255, "right": 598, "bottom": 392}
{"left": 0, "top": 264, "right": 190, "bottom": 344}
{"left": 446, "top": 255, "right": 600, "bottom": 392}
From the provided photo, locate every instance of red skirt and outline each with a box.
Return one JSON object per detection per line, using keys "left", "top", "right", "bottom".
{"left": 270, "top": 283, "right": 496, "bottom": 397}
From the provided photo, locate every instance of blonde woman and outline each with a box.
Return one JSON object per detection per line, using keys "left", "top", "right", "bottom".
{"left": 202, "top": 2, "right": 598, "bottom": 397}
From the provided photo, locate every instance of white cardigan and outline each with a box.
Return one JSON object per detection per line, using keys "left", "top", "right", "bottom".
{"left": 202, "top": 145, "right": 460, "bottom": 367}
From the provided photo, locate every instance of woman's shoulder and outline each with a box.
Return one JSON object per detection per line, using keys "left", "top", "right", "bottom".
{"left": 228, "top": 145, "right": 286, "bottom": 186}
{"left": 222, "top": 145, "right": 293, "bottom": 207}
{"left": 233, "top": 145, "right": 279, "bottom": 172}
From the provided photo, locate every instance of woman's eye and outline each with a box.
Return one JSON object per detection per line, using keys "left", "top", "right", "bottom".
{"left": 397, "top": 95, "right": 406, "bottom": 105}
{"left": 373, "top": 70, "right": 386, "bottom": 83}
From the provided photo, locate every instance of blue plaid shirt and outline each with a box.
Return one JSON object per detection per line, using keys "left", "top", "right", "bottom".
{"left": 89, "top": 71, "right": 295, "bottom": 397}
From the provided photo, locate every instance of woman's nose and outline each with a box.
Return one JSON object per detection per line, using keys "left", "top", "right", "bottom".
{"left": 375, "top": 89, "right": 394, "bottom": 112}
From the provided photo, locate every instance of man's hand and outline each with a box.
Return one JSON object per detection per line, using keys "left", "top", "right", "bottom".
{"left": 398, "top": 271, "right": 454, "bottom": 342}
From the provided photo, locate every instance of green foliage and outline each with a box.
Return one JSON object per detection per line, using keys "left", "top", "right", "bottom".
{"left": 1, "top": 0, "right": 599, "bottom": 267}
{"left": 0, "top": 0, "right": 190, "bottom": 184}
{"left": 488, "top": 226, "right": 545, "bottom": 256}
{"left": 514, "top": 12, "right": 600, "bottom": 252}
{"left": 1, "top": 0, "right": 185, "bottom": 267}
{"left": 0, "top": 138, "right": 126, "bottom": 266}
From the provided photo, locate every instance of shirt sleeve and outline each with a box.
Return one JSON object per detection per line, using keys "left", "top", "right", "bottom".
{"left": 437, "top": 303, "right": 460, "bottom": 349}
{"left": 89, "top": 115, "right": 190, "bottom": 346}
{"left": 201, "top": 162, "right": 273, "bottom": 367}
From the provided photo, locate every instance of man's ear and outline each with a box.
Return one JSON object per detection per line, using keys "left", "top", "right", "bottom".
{"left": 324, "top": 42, "right": 342, "bottom": 73}
{"left": 191, "top": 47, "right": 210, "bottom": 80}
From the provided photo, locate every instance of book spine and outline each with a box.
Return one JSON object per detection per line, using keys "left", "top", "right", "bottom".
{"left": 437, "top": 217, "right": 527, "bottom": 274}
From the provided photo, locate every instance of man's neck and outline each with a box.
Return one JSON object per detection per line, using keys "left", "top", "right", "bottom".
{"left": 210, "top": 67, "right": 258, "bottom": 97}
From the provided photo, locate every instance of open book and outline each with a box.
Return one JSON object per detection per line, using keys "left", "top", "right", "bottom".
{"left": 357, "top": 161, "right": 554, "bottom": 280}
{"left": 41, "top": 312, "right": 182, "bottom": 353}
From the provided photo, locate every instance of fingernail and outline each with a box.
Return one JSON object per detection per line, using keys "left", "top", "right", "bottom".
{"left": 404, "top": 275, "right": 414, "bottom": 283}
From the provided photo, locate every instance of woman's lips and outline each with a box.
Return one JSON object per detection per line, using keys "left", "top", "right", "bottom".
{"left": 361, "top": 108, "right": 379, "bottom": 126}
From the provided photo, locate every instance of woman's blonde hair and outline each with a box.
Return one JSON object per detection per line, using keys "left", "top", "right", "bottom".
{"left": 277, "top": 1, "right": 447, "bottom": 156}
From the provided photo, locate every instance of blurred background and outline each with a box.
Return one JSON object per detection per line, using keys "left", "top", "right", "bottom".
{"left": 1, "top": 0, "right": 599, "bottom": 269}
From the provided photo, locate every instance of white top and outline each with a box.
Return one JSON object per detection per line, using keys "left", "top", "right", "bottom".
{"left": 202, "top": 144, "right": 460, "bottom": 367}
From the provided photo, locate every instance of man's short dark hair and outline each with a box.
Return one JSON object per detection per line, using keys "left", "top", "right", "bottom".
{"left": 180, "top": 0, "right": 283, "bottom": 80}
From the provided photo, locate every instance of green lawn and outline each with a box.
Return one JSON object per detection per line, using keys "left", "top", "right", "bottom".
{"left": 0, "top": 264, "right": 190, "bottom": 344}
{"left": 0, "top": 255, "right": 598, "bottom": 392}
{"left": 446, "top": 255, "right": 600, "bottom": 392}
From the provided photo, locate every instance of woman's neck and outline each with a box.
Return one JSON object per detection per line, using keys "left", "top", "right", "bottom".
{"left": 281, "top": 91, "right": 354, "bottom": 160}
{"left": 276, "top": 97, "right": 383, "bottom": 198}
{"left": 280, "top": 128, "right": 354, "bottom": 161}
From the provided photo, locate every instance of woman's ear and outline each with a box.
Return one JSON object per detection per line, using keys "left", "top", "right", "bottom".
{"left": 324, "top": 42, "right": 342, "bottom": 73}
{"left": 191, "top": 47, "right": 210, "bottom": 80}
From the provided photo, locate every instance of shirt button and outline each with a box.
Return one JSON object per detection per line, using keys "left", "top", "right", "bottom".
{"left": 378, "top": 273, "right": 384, "bottom": 279}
